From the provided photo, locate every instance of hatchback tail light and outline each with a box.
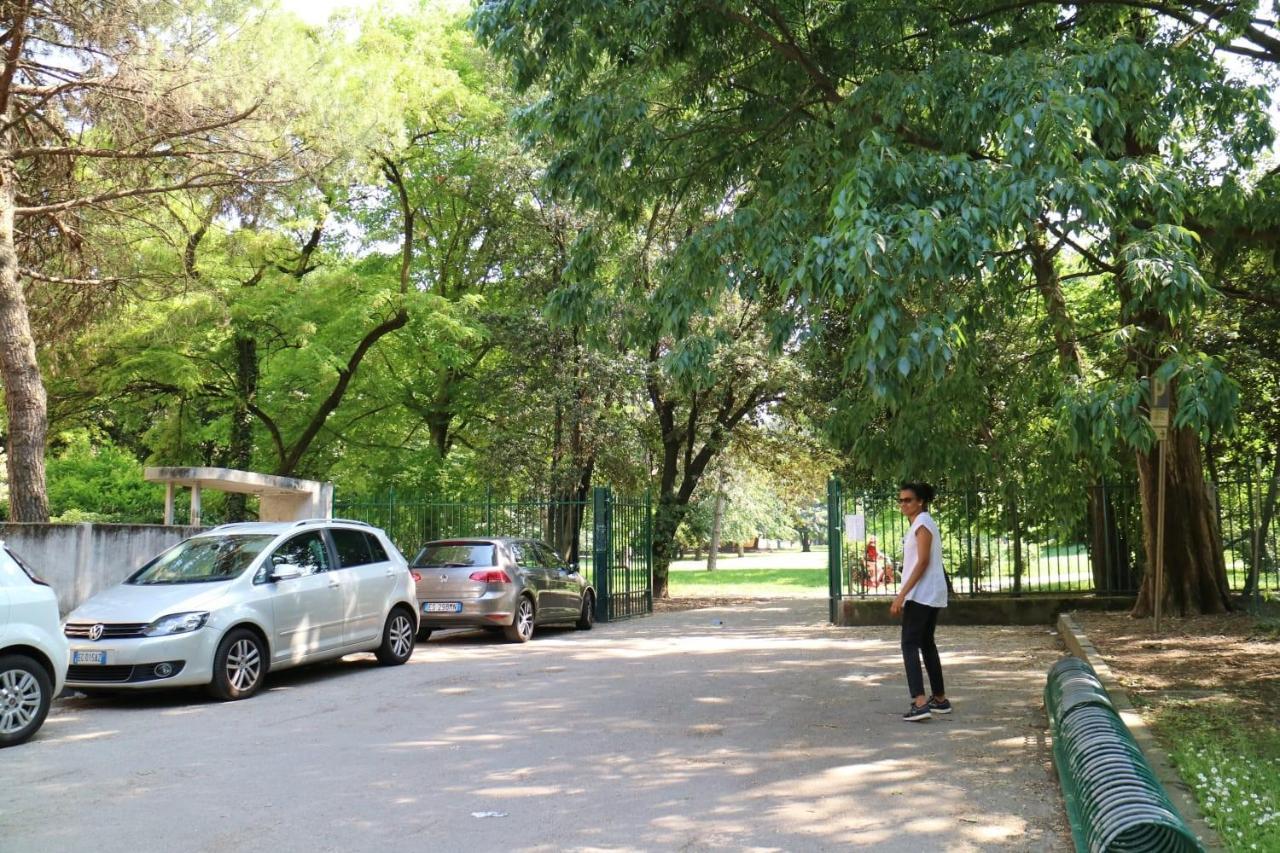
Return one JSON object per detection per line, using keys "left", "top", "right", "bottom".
{"left": 410, "top": 571, "right": 422, "bottom": 583}
{"left": 468, "top": 570, "right": 512, "bottom": 584}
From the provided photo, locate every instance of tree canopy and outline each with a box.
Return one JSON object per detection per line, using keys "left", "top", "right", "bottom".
{"left": 1, "top": 0, "right": 1275, "bottom": 611}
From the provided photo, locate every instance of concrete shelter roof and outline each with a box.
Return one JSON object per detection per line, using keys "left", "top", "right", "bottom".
{"left": 144, "top": 467, "right": 323, "bottom": 496}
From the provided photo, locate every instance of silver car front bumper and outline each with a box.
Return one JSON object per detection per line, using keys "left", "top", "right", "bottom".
{"left": 65, "top": 629, "right": 217, "bottom": 689}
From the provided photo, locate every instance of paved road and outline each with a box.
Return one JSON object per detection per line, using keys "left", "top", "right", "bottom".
{"left": 1, "top": 600, "right": 1069, "bottom": 852}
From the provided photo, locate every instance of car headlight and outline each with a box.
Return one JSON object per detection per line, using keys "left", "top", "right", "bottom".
{"left": 143, "top": 611, "right": 210, "bottom": 636}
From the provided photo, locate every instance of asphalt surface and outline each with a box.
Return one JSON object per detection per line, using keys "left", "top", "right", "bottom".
{"left": 1, "top": 600, "right": 1070, "bottom": 852}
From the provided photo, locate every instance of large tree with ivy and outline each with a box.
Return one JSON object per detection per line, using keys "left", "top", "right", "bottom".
{"left": 475, "top": 1, "right": 1279, "bottom": 614}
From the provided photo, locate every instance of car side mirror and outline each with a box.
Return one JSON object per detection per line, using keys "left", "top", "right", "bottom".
{"left": 270, "top": 566, "right": 302, "bottom": 582}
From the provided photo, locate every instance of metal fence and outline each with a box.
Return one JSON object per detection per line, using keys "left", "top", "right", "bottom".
{"left": 334, "top": 487, "right": 653, "bottom": 623}
{"left": 826, "top": 474, "right": 1279, "bottom": 614}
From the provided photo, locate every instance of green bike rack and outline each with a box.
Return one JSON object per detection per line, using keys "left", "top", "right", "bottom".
{"left": 1045, "top": 657, "right": 1203, "bottom": 853}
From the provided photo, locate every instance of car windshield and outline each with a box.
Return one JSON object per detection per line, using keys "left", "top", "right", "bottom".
{"left": 128, "top": 535, "right": 276, "bottom": 585}
{"left": 412, "top": 543, "right": 496, "bottom": 568}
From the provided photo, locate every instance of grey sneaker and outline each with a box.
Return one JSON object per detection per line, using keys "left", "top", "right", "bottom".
{"left": 903, "top": 703, "right": 931, "bottom": 722}
{"left": 927, "top": 698, "right": 952, "bottom": 714}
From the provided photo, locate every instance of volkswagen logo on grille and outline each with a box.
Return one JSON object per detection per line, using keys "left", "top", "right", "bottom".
{"left": 89, "top": 623, "right": 105, "bottom": 641}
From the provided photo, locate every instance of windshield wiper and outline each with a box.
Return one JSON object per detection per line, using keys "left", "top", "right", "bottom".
{"left": 415, "top": 561, "right": 471, "bottom": 568}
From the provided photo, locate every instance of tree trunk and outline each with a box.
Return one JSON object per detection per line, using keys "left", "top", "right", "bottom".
{"left": 800, "top": 526, "right": 811, "bottom": 552}
{"left": 1030, "top": 230, "right": 1134, "bottom": 595}
{"left": 1009, "top": 491, "right": 1024, "bottom": 594}
{"left": 651, "top": 493, "right": 687, "bottom": 599}
{"left": 1131, "top": 426, "right": 1232, "bottom": 616}
{"left": 1088, "top": 483, "right": 1137, "bottom": 593}
{"left": 549, "top": 458, "right": 593, "bottom": 565}
{"left": 707, "top": 478, "right": 724, "bottom": 571}
{"left": 1243, "top": 456, "right": 1279, "bottom": 596}
{"left": 0, "top": 150, "right": 49, "bottom": 522}
{"left": 225, "top": 333, "right": 258, "bottom": 522}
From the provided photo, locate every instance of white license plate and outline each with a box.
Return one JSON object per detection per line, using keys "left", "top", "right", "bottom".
{"left": 72, "top": 650, "right": 108, "bottom": 665}
{"left": 423, "top": 602, "right": 462, "bottom": 613}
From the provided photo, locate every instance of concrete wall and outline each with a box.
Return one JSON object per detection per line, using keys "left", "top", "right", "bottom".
{"left": 1, "top": 523, "right": 204, "bottom": 616}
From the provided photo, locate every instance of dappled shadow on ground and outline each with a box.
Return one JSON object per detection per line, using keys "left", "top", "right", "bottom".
{"left": 15, "top": 599, "right": 1069, "bottom": 853}
{"left": 373, "top": 601, "right": 1070, "bottom": 851}
{"left": 1075, "top": 610, "right": 1280, "bottom": 721}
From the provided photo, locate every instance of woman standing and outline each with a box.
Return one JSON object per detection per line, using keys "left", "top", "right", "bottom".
{"left": 889, "top": 482, "right": 951, "bottom": 722}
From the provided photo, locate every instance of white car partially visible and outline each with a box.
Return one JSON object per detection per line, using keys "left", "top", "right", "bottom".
{"left": 0, "top": 543, "right": 68, "bottom": 748}
{"left": 63, "top": 520, "right": 419, "bottom": 701}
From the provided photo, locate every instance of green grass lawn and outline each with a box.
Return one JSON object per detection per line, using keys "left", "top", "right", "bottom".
{"left": 668, "top": 568, "right": 829, "bottom": 598}
{"left": 1155, "top": 702, "right": 1280, "bottom": 851}
{"left": 668, "top": 548, "right": 829, "bottom": 597}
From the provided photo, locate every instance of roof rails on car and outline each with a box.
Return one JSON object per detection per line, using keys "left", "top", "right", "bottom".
{"left": 291, "top": 517, "right": 374, "bottom": 528}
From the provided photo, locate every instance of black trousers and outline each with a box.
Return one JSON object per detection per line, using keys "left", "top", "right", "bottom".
{"left": 901, "top": 600, "right": 945, "bottom": 699}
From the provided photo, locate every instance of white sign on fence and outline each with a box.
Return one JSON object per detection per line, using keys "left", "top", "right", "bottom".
{"left": 844, "top": 513, "right": 865, "bottom": 541}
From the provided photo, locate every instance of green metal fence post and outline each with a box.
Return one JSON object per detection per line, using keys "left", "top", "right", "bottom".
{"left": 827, "top": 478, "right": 842, "bottom": 624}
{"left": 593, "top": 486, "right": 611, "bottom": 622}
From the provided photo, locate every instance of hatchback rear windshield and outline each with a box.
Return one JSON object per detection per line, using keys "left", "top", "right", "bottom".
{"left": 128, "top": 535, "right": 276, "bottom": 585}
{"left": 411, "top": 543, "right": 497, "bottom": 568}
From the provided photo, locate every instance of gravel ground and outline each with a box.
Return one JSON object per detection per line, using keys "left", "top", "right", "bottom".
{"left": 1, "top": 600, "right": 1069, "bottom": 852}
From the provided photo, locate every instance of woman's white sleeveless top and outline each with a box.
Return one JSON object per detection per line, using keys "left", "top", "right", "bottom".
{"left": 902, "top": 511, "right": 947, "bottom": 608}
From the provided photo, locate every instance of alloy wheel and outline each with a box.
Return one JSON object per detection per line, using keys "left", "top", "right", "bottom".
{"left": 516, "top": 599, "right": 534, "bottom": 640}
{"left": 389, "top": 614, "right": 414, "bottom": 659}
{"left": 0, "top": 669, "right": 41, "bottom": 736}
{"left": 226, "top": 639, "right": 261, "bottom": 693}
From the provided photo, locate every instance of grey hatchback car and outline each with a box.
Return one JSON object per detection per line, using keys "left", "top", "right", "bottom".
{"left": 410, "top": 538, "right": 594, "bottom": 643}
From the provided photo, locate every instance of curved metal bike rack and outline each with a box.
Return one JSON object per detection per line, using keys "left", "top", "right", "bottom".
{"left": 1045, "top": 657, "right": 1203, "bottom": 853}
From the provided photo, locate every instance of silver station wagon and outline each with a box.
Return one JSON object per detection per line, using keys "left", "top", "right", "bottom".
{"left": 411, "top": 538, "right": 595, "bottom": 643}
{"left": 63, "top": 520, "right": 419, "bottom": 700}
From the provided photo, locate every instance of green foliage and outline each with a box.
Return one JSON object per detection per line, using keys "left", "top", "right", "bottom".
{"left": 45, "top": 433, "right": 164, "bottom": 523}
{"left": 22, "top": 0, "right": 1279, "bottom": 607}
{"left": 472, "top": 3, "right": 1279, "bottom": 616}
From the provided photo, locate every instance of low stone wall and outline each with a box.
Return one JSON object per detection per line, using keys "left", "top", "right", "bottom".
{"left": 1, "top": 523, "right": 204, "bottom": 615}
{"left": 836, "top": 594, "right": 1136, "bottom": 626}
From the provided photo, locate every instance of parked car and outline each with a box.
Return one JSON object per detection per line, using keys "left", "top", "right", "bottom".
{"left": 62, "top": 520, "right": 418, "bottom": 701}
{"left": 411, "top": 538, "right": 595, "bottom": 643}
{"left": 0, "top": 543, "right": 68, "bottom": 747}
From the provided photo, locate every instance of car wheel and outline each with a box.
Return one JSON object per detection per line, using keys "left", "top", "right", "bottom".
{"left": 575, "top": 592, "right": 595, "bottom": 630}
{"left": 376, "top": 608, "right": 416, "bottom": 666}
{"left": 0, "top": 655, "right": 52, "bottom": 748}
{"left": 503, "top": 596, "right": 535, "bottom": 643}
{"left": 208, "top": 628, "right": 267, "bottom": 701}
{"left": 416, "top": 627, "right": 433, "bottom": 643}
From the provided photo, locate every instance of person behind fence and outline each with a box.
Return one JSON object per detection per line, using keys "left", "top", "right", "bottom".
{"left": 889, "top": 481, "right": 951, "bottom": 722}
